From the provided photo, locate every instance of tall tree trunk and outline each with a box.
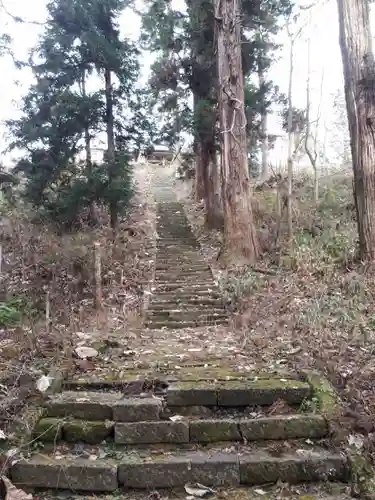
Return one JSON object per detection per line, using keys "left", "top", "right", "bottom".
{"left": 215, "top": 0, "right": 259, "bottom": 265}
{"left": 304, "top": 38, "right": 319, "bottom": 205}
{"left": 258, "top": 66, "right": 269, "bottom": 181}
{"left": 204, "top": 141, "right": 223, "bottom": 228}
{"left": 287, "top": 35, "right": 294, "bottom": 243}
{"left": 82, "top": 69, "right": 97, "bottom": 226}
{"left": 337, "top": 0, "right": 375, "bottom": 260}
{"left": 193, "top": 93, "right": 206, "bottom": 201}
{"left": 104, "top": 67, "right": 117, "bottom": 230}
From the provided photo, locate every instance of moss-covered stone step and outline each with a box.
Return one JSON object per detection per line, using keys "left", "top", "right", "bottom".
{"left": 34, "top": 414, "right": 326, "bottom": 445}
{"left": 63, "top": 368, "right": 292, "bottom": 391}
{"left": 150, "top": 297, "right": 225, "bottom": 306}
{"left": 156, "top": 264, "right": 210, "bottom": 271}
{"left": 147, "top": 311, "right": 228, "bottom": 322}
{"left": 148, "top": 303, "right": 226, "bottom": 312}
{"left": 10, "top": 448, "right": 347, "bottom": 491}
{"left": 166, "top": 379, "right": 311, "bottom": 406}
{"left": 155, "top": 290, "right": 222, "bottom": 299}
{"left": 154, "top": 283, "right": 220, "bottom": 292}
{"left": 145, "top": 318, "right": 229, "bottom": 329}
{"left": 154, "top": 274, "right": 214, "bottom": 283}
{"left": 34, "top": 418, "right": 114, "bottom": 444}
{"left": 28, "top": 483, "right": 356, "bottom": 500}
{"left": 45, "top": 392, "right": 162, "bottom": 421}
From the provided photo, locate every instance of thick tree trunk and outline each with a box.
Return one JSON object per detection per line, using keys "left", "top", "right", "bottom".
{"left": 204, "top": 142, "right": 223, "bottom": 228}
{"left": 337, "top": 0, "right": 375, "bottom": 260}
{"left": 193, "top": 94, "right": 206, "bottom": 201}
{"left": 258, "top": 67, "right": 269, "bottom": 181}
{"left": 215, "top": 0, "right": 259, "bottom": 265}
{"left": 104, "top": 67, "right": 117, "bottom": 230}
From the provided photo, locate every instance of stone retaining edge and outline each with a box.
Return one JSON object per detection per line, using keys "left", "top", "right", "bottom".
{"left": 0, "top": 367, "right": 66, "bottom": 476}
{"left": 305, "top": 370, "right": 375, "bottom": 500}
{"left": 10, "top": 450, "right": 348, "bottom": 491}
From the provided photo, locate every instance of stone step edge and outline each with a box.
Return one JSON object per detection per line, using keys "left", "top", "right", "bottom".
{"left": 147, "top": 311, "right": 228, "bottom": 319}
{"left": 34, "top": 414, "right": 328, "bottom": 445}
{"left": 10, "top": 450, "right": 348, "bottom": 491}
{"left": 166, "top": 379, "right": 311, "bottom": 406}
{"left": 145, "top": 320, "right": 229, "bottom": 329}
{"left": 47, "top": 379, "right": 311, "bottom": 420}
{"left": 62, "top": 373, "right": 301, "bottom": 392}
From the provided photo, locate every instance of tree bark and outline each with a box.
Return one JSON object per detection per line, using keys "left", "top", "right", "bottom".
{"left": 258, "top": 66, "right": 269, "bottom": 181}
{"left": 82, "top": 69, "right": 98, "bottom": 226}
{"left": 304, "top": 38, "right": 319, "bottom": 205}
{"left": 337, "top": 0, "right": 375, "bottom": 260}
{"left": 104, "top": 67, "right": 117, "bottom": 230}
{"left": 287, "top": 35, "right": 294, "bottom": 243}
{"left": 204, "top": 141, "right": 223, "bottom": 228}
{"left": 215, "top": 0, "right": 259, "bottom": 265}
{"left": 193, "top": 93, "right": 206, "bottom": 201}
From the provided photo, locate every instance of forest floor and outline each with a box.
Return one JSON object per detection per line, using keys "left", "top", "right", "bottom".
{"left": 0, "top": 163, "right": 374, "bottom": 497}
{"left": 177, "top": 168, "right": 375, "bottom": 459}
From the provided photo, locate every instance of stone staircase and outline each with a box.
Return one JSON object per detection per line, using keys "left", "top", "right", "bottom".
{"left": 7, "top": 169, "right": 353, "bottom": 499}
{"left": 11, "top": 374, "right": 349, "bottom": 495}
{"left": 146, "top": 202, "right": 229, "bottom": 329}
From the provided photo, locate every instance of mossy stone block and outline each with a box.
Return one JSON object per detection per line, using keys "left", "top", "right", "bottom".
{"left": 33, "top": 418, "right": 62, "bottom": 442}
{"left": 64, "top": 420, "right": 114, "bottom": 444}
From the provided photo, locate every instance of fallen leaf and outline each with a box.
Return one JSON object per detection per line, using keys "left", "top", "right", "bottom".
{"left": 36, "top": 375, "right": 51, "bottom": 393}
{"left": 348, "top": 433, "right": 364, "bottom": 450}
{"left": 169, "top": 415, "right": 185, "bottom": 422}
{"left": 184, "top": 483, "right": 215, "bottom": 498}
{"left": 75, "top": 346, "right": 98, "bottom": 359}
{"left": 0, "top": 430, "right": 6, "bottom": 440}
{"left": 1, "top": 476, "right": 33, "bottom": 499}
{"left": 254, "top": 489, "right": 267, "bottom": 496}
{"left": 74, "top": 359, "right": 94, "bottom": 372}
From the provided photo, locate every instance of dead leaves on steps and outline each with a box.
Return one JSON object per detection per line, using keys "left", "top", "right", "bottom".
{"left": 1, "top": 476, "right": 32, "bottom": 500}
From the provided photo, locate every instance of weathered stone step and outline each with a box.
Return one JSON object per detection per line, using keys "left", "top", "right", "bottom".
{"left": 156, "top": 264, "right": 210, "bottom": 271}
{"left": 155, "top": 268, "right": 211, "bottom": 276}
{"left": 148, "top": 303, "right": 226, "bottom": 312}
{"left": 156, "top": 250, "right": 201, "bottom": 258}
{"left": 10, "top": 448, "right": 347, "bottom": 491}
{"left": 157, "top": 241, "right": 198, "bottom": 247}
{"left": 34, "top": 414, "right": 328, "bottom": 445}
{"left": 154, "top": 279, "right": 217, "bottom": 287}
{"left": 145, "top": 318, "right": 229, "bottom": 329}
{"left": 154, "top": 283, "right": 221, "bottom": 292}
{"left": 26, "top": 483, "right": 356, "bottom": 500}
{"left": 155, "top": 270, "right": 213, "bottom": 279}
{"left": 147, "top": 311, "right": 228, "bottom": 322}
{"left": 155, "top": 290, "right": 222, "bottom": 299}
{"left": 44, "top": 393, "right": 162, "bottom": 421}
{"left": 166, "top": 378, "right": 311, "bottom": 406}
{"left": 154, "top": 274, "right": 213, "bottom": 283}
{"left": 150, "top": 297, "right": 225, "bottom": 306}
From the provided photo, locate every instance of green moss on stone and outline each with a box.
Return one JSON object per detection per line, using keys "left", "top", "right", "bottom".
{"left": 305, "top": 372, "right": 339, "bottom": 417}
{"left": 64, "top": 419, "right": 114, "bottom": 444}
{"left": 216, "top": 378, "right": 309, "bottom": 390}
{"left": 350, "top": 452, "right": 375, "bottom": 499}
{"left": 64, "top": 420, "right": 114, "bottom": 444}
{"left": 34, "top": 417, "right": 63, "bottom": 442}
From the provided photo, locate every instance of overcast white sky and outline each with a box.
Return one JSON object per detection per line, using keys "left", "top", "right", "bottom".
{"left": 0, "top": 0, "right": 369, "bottom": 165}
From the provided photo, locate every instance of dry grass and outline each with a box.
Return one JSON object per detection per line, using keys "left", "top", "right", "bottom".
{"left": 177, "top": 169, "right": 375, "bottom": 455}
{"left": 0, "top": 162, "right": 157, "bottom": 426}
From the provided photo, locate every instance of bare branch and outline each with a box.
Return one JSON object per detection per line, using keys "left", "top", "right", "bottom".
{"left": 0, "top": 0, "right": 45, "bottom": 26}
